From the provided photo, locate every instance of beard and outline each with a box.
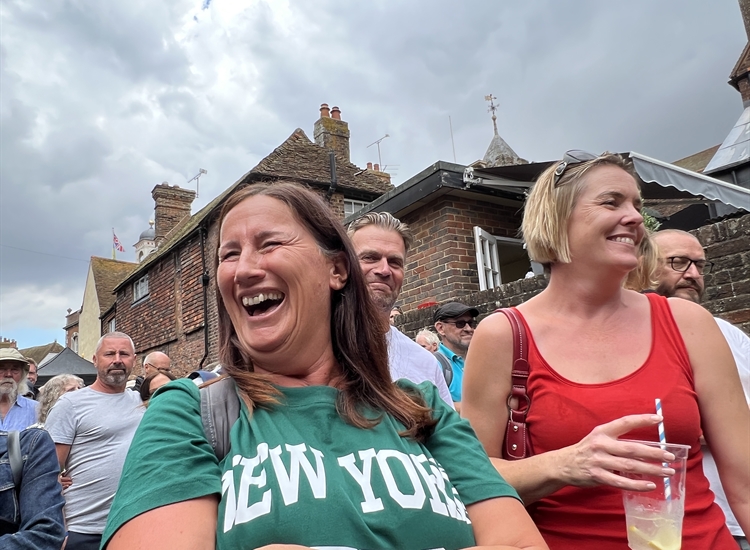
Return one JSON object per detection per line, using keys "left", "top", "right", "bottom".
{"left": 655, "top": 279, "right": 703, "bottom": 303}
{"left": 99, "top": 366, "right": 129, "bottom": 386}
{"left": 0, "top": 379, "right": 19, "bottom": 402}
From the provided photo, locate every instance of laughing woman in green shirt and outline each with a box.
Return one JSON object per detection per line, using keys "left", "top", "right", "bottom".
{"left": 103, "top": 182, "right": 548, "bottom": 550}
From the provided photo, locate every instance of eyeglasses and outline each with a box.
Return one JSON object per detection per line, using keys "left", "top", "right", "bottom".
{"left": 0, "top": 366, "right": 23, "bottom": 374}
{"left": 440, "top": 319, "right": 477, "bottom": 329}
{"left": 553, "top": 150, "right": 597, "bottom": 187}
{"left": 665, "top": 256, "right": 714, "bottom": 275}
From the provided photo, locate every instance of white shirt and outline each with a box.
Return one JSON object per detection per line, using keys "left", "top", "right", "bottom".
{"left": 387, "top": 325, "right": 454, "bottom": 408}
{"left": 702, "top": 317, "right": 750, "bottom": 536}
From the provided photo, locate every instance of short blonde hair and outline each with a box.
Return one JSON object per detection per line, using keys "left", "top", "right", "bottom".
{"left": 523, "top": 152, "right": 649, "bottom": 267}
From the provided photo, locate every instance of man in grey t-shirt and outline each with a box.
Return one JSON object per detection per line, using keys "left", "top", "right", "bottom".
{"left": 46, "top": 331, "right": 144, "bottom": 550}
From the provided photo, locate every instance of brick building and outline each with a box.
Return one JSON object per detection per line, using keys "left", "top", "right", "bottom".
{"left": 109, "top": 105, "right": 392, "bottom": 376}
{"left": 74, "top": 257, "right": 136, "bottom": 360}
{"left": 395, "top": 212, "right": 750, "bottom": 339}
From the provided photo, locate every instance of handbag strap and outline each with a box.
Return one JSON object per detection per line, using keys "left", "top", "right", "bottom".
{"left": 495, "top": 308, "right": 531, "bottom": 459}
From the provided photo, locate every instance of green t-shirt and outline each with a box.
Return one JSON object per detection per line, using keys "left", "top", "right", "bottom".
{"left": 103, "top": 378, "right": 518, "bottom": 550}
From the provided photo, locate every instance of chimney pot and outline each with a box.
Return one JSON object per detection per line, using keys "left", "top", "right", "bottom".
{"left": 314, "top": 105, "right": 350, "bottom": 162}
{"left": 367, "top": 162, "right": 373, "bottom": 170}
{"left": 152, "top": 183, "right": 197, "bottom": 247}
{"left": 320, "top": 103, "right": 330, "bottom": 118}
{"left": 374, "top": 164, "right": 380, "bottom": 172}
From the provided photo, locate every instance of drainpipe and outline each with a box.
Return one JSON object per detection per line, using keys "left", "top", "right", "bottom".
{"left": 325, "top": 151, "right": 338, "bottom": 202}
{"left": 198, "top": 224, "right": 210, "bottom": 369}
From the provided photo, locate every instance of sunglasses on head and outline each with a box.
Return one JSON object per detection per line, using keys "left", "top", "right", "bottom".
{"left": 440, "top": 319, "right": 477, "bottom": 329}
{"left": 553, "top": 149, "right": 598, "bottom": 187}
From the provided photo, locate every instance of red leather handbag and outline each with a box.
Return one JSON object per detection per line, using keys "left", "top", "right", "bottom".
{"left": 495, "top": 308, "right": 532, "bottom": 460}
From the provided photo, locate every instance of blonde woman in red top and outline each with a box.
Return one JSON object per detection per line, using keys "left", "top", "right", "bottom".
{"left": 462, "top": 152, "right": 749, "bottom": 549}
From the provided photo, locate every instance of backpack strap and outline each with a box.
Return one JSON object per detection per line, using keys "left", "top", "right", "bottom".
{"left": 433, "top": 351, "right": 453, "bottom": 387}
{"left": 199, "top": 377, "right": 243, "bottom": 461}
{"left": 8, "top": 431, "right": 23, "bottom": 490}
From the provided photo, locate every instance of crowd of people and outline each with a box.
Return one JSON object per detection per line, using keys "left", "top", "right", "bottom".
{"left": 1, "top": 152, "right": 748, "bottom": 550}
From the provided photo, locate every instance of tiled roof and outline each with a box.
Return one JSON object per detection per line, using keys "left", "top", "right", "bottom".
{"left": 251, "top": 129, "right": 392, "bottom": 196}
{"left": 90, "top": 257, "right": 137, "bottom": 314}
{"left": 672, "top": 145, "right": 720, "bottom": 173}
{"left": 19, "top": 341, "right": 63, "bottom": 365}
{"left": 730, "top": 41, "right": 750, "bottom": 84}
{"left": 116, "top": 129, "right": 392, "bottom": 290}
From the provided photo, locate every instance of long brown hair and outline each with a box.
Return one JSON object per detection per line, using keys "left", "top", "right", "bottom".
{"left": 215, "top": 182, "right": 435, "bottom": 441}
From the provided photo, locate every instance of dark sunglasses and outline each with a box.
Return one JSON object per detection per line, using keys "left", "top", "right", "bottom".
{"left": 440, "top": 319, "right": 477, "bottom": 329}
{"left": 553, "top": 149, "right": 597, "bottom": 187}
{"left": 665, "top": 256, "right": 714, "bottom": 275}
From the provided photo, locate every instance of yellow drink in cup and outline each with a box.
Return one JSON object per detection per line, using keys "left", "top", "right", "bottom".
{"left": 620, "top": 440, "right": 690, "bottom": 550}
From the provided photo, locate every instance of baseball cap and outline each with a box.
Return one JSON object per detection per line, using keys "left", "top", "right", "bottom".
{"left": 433, "top": 302, "right": 479, "bottom": 323}
{"left": 0, "top": 348, "right": 30, "bottom": 370}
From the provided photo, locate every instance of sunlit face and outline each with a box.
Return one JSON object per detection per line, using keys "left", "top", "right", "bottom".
{"left": 653, "top": 233, "right": 706, "bottom": 303}
{"left": 0, "top": 362, "right": 24, "bottom": 396}
{"left": 435, "top": 314, "right": 476, "bottom": 355}
{"left": 565, "top": 165, "right": 644, "bottom": 272}
{"left": 216, "top": 195, "right": 347, "bottom": 371}
{"left": 351, "top": 226, "right": 406, "bottom": 315}
{"left": 92, "top": 337, "right": 135, "bottom": 387}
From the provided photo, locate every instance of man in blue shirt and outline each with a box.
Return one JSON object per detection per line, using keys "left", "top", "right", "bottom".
{"left": 434, "top": 302, "right": 479, "bottom": 412}
{"left": 0, "top": 348, "right": 39, "bottom": 430}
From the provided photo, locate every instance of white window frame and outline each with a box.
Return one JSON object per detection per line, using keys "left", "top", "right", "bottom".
{"left": 133, "top": 274, "right": 149, "bottom": 302}
{"left": 473, "top": 227, "right": 525, "bottom": 291}
{"left": 344, "top": 199, "right": 370, "bottom": 217}
{"left": 71, "top": 332, "right": 79, "bottom": 353}
{"left": 473, "top": 227, "right": 501, "bottom": 291}
{"left": 108, "top": 318, "right": 116, "bottom": 333}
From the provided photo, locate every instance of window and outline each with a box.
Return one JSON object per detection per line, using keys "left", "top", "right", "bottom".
{"left": 344, "top": 199, "right": 370, "bottom": 217}
{"left": 108, "top": 318, "right": 116, "bottom": 333}
{"left": 473, "top": 227, "right": 527, "bottom": 291}
{"left": 71, "top": 333, "right": 79, "bottom": 353}
{"left": 133, "top": 274, "right": 149, "bottom": 302}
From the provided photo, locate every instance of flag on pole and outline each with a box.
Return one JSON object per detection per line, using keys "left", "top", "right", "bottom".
{"left": 113, "top": 230, "right": 125, "bottom": 259}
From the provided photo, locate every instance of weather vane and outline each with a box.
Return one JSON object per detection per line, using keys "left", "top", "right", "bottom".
{"left": 485, "top": 94, "right": 498, "bottom": 136}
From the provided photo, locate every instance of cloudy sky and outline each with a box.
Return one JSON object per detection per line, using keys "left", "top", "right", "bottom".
{"left": 0, "top": 0, "right": 745, "bottom": 348}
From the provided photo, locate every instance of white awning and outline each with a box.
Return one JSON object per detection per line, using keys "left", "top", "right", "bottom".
{"left": 629, "top": 152, "right": 750, "bottom": 211}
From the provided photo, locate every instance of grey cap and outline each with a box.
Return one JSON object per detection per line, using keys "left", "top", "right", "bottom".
{"left": 0, "top": 348, "right": 30, "bottom": 370}
{"left": 434, "top": 302, "right": 479, "bottom": 323}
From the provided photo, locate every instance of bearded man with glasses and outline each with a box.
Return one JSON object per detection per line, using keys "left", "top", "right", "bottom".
{"left": 653, "top": 229, "right": 750, "bottom": 550}
{"left": 434, "top": 302, "right": 479, "bottom": 411}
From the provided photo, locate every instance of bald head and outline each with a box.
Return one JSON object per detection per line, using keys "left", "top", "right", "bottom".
{"left": 652, "top": 230, "right": 707, "bottom": 303}
{"left": 143, "top": 351, "right": 171, "bottom": 376}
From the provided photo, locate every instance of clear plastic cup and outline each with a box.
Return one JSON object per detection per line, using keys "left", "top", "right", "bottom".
{"left": 620, "top": 440, "right": 690, "bottom": 550}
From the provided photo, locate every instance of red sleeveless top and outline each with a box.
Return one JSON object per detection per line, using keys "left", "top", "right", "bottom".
{"left": 516, "top": 293, "right": 734, "bottom": 549}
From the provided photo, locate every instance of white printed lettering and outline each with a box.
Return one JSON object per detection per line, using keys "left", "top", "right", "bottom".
{"left": 338, "top": 449, "right": 384, "bottom": 513}
{"left": 410, "top": 454, "right": 449, "bottom": 516}
{"left": 269, "top": 443, "right": 327, "bottom": 505}
{"left": 376, "top": 449, "right": 426, "bottom": 509}
{"left": 234, "top": 443, "right": 272, "bottom": 527}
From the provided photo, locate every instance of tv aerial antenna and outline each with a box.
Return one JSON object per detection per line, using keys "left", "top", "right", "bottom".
{"left": 367, "top": 134, "right": 390, "bottom": 168}
{"left": 188, "top": 168, "right": 207, "bottom": 198}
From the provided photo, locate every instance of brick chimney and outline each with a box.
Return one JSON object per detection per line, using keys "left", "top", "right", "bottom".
{"left": 314, "top": 103, "right": 350, "bottom": 162}
{"left": 152, "top": 182, "right": 196, "bottom": 247}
